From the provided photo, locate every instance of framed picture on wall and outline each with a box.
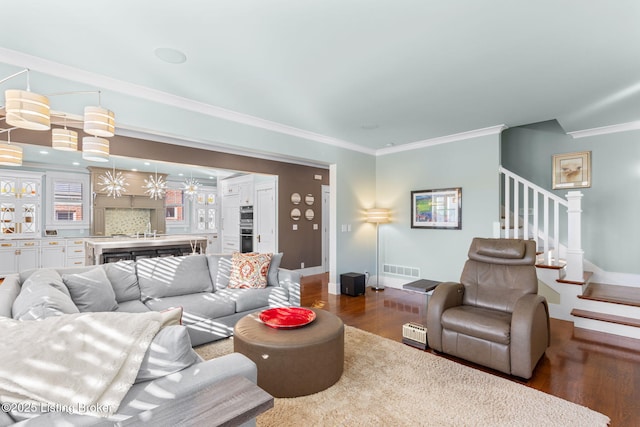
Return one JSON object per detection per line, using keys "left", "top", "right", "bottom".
{"left": 552, "top": 151, "right": 591, "bottom": 189}
{"left": 411, "top": 187, "right": 462, "bottom": 229}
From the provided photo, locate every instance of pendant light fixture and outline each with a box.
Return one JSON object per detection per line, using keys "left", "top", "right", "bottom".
{"left": 183, "top": 174, "right": 200, "bottom": 201}
{"left": 2, "top": 69, "right": 50, "bottom": 131}
{"left": 51, "top": 116, "right": 78, "bottom": 151}
{"left": 82, "top": 136, "right": 110, "bottom": 162}
{"left": 83, "top": 92, "right": 114, "bottom": 137}
{"left": 98, "top": 162, "right": 128, "bottom": 198}
{"left": 143, "top": 167, "right": 167, "bottom": 200}
{"left": 0, "top": 130, "right": 23, "bottom": 166}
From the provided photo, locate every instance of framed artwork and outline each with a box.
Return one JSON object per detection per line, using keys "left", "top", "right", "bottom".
{"left": 552, "top": 151, "right": 591, "bottom": 189}
{"left": 411, "top": 187, "right": 461, "bottom": 229}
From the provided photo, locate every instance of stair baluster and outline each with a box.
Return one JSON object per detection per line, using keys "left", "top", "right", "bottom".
{"left": 499, "top": 166, "right": 584, "bottom": 282}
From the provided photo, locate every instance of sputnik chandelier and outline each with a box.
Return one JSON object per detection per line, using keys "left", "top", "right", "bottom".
{"left": 98, "top": 163, "right": 128, "bottom": 198}
{"left": 143, "top": 169, "right": 167, "bottom": 200}
{"left": 183, "top": 175, "right": 200, "bottom": 201}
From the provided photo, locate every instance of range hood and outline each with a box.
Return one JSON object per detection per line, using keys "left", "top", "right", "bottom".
{"left": 89, "top": 167, "right": 167, "bottom": 236}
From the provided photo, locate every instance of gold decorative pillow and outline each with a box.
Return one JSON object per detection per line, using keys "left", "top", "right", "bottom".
{"left": 228, "top": 252, "right": 273, "bottom": 289}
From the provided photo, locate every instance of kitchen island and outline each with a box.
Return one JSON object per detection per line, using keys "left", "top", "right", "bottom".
{"left": 85, "top": 235, "right": 208, "bottom": 265}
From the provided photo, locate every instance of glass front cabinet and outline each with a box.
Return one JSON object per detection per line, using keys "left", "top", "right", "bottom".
{"left": 0, "top": 171, "right": 43, "bottom": 238}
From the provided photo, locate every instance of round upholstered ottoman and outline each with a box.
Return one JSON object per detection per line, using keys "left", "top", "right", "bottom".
{"left": 233, "top": 308, "right": 344, "bottom": 398}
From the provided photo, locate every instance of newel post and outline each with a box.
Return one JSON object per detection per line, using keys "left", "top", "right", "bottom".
{"left": 564, "top": 191, "right": 584, "bottom": 283}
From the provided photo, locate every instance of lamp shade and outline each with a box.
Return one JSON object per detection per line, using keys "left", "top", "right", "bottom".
{"left": 0, "top": 143, "right": 23, "bottom": 166}
{"left": 366, "top": 208, "right": 390, "bottom": 223}
{"left": 83, "top": 106, "right": 115, "bottom": 137}
{"left": 4, "top": 89, "right": 50, "bottom": 131}
{"left": 51, "top": 128, "right": 78, "bottom": 151}
{"left": 82, "top": 136, "right": 109, "bottom": 162}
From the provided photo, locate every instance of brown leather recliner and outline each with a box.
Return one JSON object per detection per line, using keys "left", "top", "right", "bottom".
{"left": 427, "top": 237, "right": 550, "bottom": 379}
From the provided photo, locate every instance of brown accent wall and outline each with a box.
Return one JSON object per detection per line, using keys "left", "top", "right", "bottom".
{"left": 10, "top": 129, "right": 329, "bottom": 270}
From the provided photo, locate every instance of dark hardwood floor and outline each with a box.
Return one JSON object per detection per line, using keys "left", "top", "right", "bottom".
{"left": 301, "top": 273, "right": 640, "bottom": 427}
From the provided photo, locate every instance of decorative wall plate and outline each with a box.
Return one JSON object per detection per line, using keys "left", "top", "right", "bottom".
{"left": 305, "top": 208, "right": 314, "bottom": 220}
{"left": 305, "top": 194, "right": 315, "bottom": 205}
{"left": 291, "top": 193, "right": 301, "bottom": 204}
{"left": 290, "top": 208, "right": 301, "bottom": 220}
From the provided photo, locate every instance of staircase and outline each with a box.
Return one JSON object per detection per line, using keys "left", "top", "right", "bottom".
{"left": 499, "top": 166, "right": 640, "bottom": 344}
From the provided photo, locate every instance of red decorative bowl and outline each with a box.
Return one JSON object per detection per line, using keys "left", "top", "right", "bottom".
{"left": 259, "top": 307, "right": 316, "bottom": 329}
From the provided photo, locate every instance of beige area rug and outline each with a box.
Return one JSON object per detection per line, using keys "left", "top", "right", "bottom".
{"left": 195, "top": 326, "right": 609, "bottom": 427}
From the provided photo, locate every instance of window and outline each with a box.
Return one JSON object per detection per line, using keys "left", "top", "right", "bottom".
{"left": 53, "top": 181, "right": 83, "bottom": 222}
{"left": 46, "top": 172, "right": 90, "bottom": 229}
{"left": 165, "top": 188, "right": 185, "bottom": 223}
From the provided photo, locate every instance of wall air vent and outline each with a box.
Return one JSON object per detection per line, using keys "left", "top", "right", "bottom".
{"left": 383, "top": 264, "right": 420, "bottom": 278}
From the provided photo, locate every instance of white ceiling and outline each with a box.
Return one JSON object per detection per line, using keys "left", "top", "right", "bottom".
{"left": 1, "top": 1, "right": 640, "bottom": 162}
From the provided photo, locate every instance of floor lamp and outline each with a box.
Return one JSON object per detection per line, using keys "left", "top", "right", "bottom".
{"left": 366, "top": 208, "right": 390, "bottom": 291}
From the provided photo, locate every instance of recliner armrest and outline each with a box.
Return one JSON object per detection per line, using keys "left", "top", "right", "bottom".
{"left": 426, "top": 282, "right": 464, "bottom": 351}
{"left": 510, "top": 294, "right": 550, "bottom": 378}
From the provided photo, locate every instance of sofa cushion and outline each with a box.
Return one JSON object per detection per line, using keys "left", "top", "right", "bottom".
{"left": 135, "top": 325, "right": 200, "bottom": 383}
{"left": 441, "top": 305, "right": 512, "bottom": 345}
{"left": 12, "top": 280, "right": 79, "bottom": 321}
{"left": 20, "top": 268, "right": 71, "bottom": 298}
{"left": 228, "top": 252, "right": 272, "bottom": 289}
{"left": 268, "top": 252, "right": 283, "bottom": 287}
{"left": 62, "top": 267, "right": 119, "bottom": 312}
{"left": 103, "top": 260, "right": 141, "bottom": 303}
{"left": 218, "top": 286, "right": 290, "bottom": 312}
{"left": 207, "top": 254, "right": 233, "bottom": 291}
{"left": 143, "top": 293, "right": 236, "bottom": 326}
{"left": 137, "top": 255, "right": 214, "bottom": 300}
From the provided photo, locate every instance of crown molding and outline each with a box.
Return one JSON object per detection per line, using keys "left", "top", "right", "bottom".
{"left": 375, "top": 124, "right": 508, "bottom": 156}
{"left": 0, "top": 48, "right": 507, "bottom": 158}
{"left": 116, "top": 126, "right": 331, "bottom": 170}
{"left": 0, "top": 47, "right": 374, "bottom": 156}
{"left": 566, "top": 120, "right": 640, "bottom": 139}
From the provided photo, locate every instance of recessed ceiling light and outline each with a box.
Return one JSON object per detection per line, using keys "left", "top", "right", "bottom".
{"left": 154, "top": 47, "right": 187, "bottom": 64}
{"left": 39, "top": 150, "right": 49, "bottom": 154}
{"left": 385, "top": 143, "right": 395, "bottom": 147}
{"left": 178, "top": 173, "right": 184, "bottom": 176}
{"left": 144, "top": 162, "right": 150, "bottom": 166}
{"left": 131, "top": 168, "right": 138, "bottom": 172}
{"left": 72, "top": 162, "right": 80, "bottom": 166}
{"left": 209, "top": 176, "right": 214, "bottom": 179}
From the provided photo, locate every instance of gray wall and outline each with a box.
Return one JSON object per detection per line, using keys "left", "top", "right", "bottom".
{"left": 502, "top": 120, "right": 640, "bottom": 274}
{"left": 376, "top": 133, "right": 501, "bottom": 283}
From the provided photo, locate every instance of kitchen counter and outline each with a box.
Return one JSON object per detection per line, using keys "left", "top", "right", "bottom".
{"left": 85, "top": 235, "right": 208, "bottom": 265}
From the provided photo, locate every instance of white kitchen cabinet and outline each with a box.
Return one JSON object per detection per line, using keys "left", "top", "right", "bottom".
{"left": 0, "top": 171, "right": 43, "bottom": 238}
{"left": 0, "top": 241, "right": 17, "bottom": 276}
{"left": 222, "top": 175, "right": 254, "bottom": 206}
{"left": 41, "top": 239, "right": 66, "bottom": 269}
{"left": 66, "top": 239, "right": 86, "bottom": 267}
{"left": 238, "top": 180, "right": 253, "bottom": 206}
{"left": 0, "top": 240, "right": 40, "bottom": 276}
{"left": 192, "top": 188, "right": 217, "bottom": 233}
{"left": 221, "top": 193, "right": 240, "bottom": 253}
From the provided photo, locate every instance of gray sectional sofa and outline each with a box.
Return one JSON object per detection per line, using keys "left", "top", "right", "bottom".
{"left": 0, "top": 253, "right": 301, "bottom": 426}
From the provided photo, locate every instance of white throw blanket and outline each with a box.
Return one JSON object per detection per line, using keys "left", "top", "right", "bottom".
{"left": 0, "top": 311, "right": 165, "bottom": 418}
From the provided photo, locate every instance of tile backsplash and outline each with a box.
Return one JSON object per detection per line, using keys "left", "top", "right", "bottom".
{"left": 105, "top": 208, "right": 151, "bottom": 236}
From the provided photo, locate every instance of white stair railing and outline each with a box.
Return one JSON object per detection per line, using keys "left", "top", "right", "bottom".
{"left": 499, "top": 166, "right": 584, "bottom": 282}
